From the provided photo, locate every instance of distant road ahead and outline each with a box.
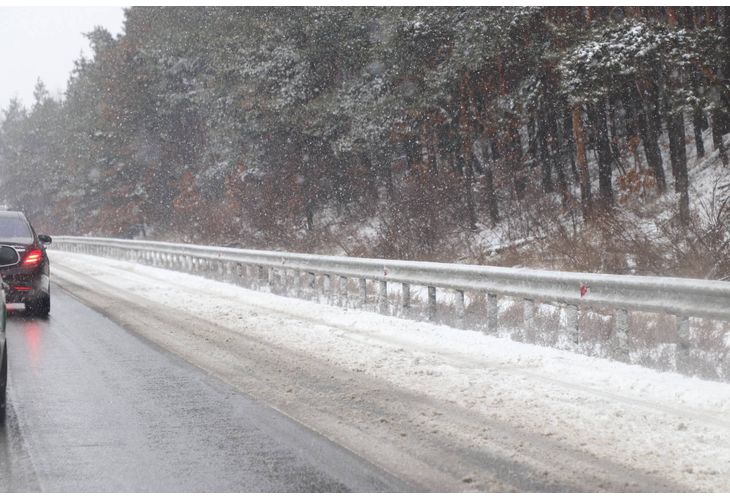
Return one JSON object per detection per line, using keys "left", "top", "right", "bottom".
{"left": 0, "top": 286, "right": 407, "bottom": 492}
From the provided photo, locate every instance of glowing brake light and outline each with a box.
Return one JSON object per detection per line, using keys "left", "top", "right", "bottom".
{"left": 21, "top": 249, "right": 43, "bottom": 268}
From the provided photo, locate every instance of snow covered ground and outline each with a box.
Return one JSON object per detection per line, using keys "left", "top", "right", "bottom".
{"left": 49, "top": 249, "right": 730, "bottom": 492}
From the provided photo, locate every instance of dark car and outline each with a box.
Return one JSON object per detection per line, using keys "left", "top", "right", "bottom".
{"left": 0, "top": 244, "right": 19, "bottom": 425}
{"left": 0, "top": 211, "right": 52, "bottom": 317}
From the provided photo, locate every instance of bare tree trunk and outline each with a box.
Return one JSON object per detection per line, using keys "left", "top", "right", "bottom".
{"left": 564, "top": 108, "right": 580, "bottom": 184}
{"left": 668, "top": 110, "right": 690, "bottom": 224}
{"left": 458, "top": 75, "right": 478, "bottom": 231}
{"left": 506, "top": 120, "right": 526, "bottom": 200}
{"left": 484, "top": 164, "right": 499, "bottom": 226}
{"left": 461, "top": 152, "right": 478, "bottom": 231}
{"left": 710, "top": 7, "right": 730, "bottom": 166}
{"left": 633, "top": 80, "right": 667, "bottom": 192}
{"left": 478, "top": 141, "right": 499, "bottom": 225}
{"left": 712, "top": 111, "right": 729, "bottom": 167}
{"left": 692, "top": 103, "right": 707, "bottom": 159}
{"left": 537, "top": 107, "right": 554, "bottom": 193}
{"left": 687, "top": 11, "right": 707, "bottom": 159}
{"left": 590, "top": 98, "right": 614, "bottom": 210}
{"left": 572, "top": 103, "right": 593, "bottom": 219}
{"left": 375, "top": 148, "right": 395, "bottom": 202}
{"left": 361, "top": 151, "right": 379, "bottom": 202}
{"left": 305, "top": 204, "right": 314, "bottom": 231}
{"left": 427, "top": 128, "right": 438, "bottom": 176}
{"left": 549, "top": 109, "right": 570, "bottom": 206}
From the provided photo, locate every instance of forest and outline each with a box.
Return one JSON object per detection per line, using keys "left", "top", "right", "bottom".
{"left": 1, "top": 6, "right": 729, "bottom": 278}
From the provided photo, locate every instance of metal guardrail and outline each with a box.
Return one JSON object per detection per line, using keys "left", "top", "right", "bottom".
{"left": 52, "top": 236, "right": 730, "bottom": 365}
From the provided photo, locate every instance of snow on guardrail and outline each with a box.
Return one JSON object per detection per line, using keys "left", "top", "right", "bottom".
{"left": 52, "top": 235, "right": 730, "bottom": 371}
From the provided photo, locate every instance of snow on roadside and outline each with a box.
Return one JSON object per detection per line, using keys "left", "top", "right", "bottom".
{"left": 50, "top": 249, "right": 730, "bottom": 491}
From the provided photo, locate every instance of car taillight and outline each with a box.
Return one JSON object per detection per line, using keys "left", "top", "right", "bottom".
{"left": 21, "top": 249, "right": 43, "bottom": 268}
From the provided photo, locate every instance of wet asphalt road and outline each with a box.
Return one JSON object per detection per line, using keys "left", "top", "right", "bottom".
{"left": 0, "top": 286, "right": 408, "bottom": 492}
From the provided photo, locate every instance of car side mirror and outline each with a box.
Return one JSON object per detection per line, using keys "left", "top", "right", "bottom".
{"left": 39, "top": 234, "right": 52, "bottom": 245}
{"left": 0, "top": 245, "right": 20, "bottom": 267}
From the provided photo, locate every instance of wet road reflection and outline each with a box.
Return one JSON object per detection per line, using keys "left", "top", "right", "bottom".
{"left": 0, "top": 286, "right": 404, "bottom": 492}
{"left": 7, "top": 308, "right": 44, "bottom": 370}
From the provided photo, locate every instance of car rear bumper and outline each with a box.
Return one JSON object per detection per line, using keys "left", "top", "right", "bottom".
{"left": 1, "top": 268, "right": 49, "bottom": 304}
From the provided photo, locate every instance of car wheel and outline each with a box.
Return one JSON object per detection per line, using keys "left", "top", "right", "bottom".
{"left": 27, "top": 293, "right": 50, "bottom": 318}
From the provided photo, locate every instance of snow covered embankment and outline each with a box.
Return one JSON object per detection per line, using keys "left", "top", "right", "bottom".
{"left": 50, "top": 250, "right": 730, "bottom": 492}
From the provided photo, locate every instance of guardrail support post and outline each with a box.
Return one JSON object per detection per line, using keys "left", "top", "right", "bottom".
{"left": 292, "top": 271, "right": 301, "bottom": 297}
{"left": 276, "top": 269, "right": 284, "bottom": 295}
{"left": 675, "top": 315, "right": 691, "bottom": 373}
{"left": 307, "top": 272, "right": 316, "bottom": 299}
{"left": 565, "top": 304, "right": 579, "bottom": 345}
{"left": 520, "top": 298, "right": 534, "bottom": 342}
{"left": 427, "top": 286, "right": 437, "bottom": 321}
{"left": 332, "top": 275, "right": 339, "bottom": 303}
{"left": 486, "top": 293, "right": 498, "bottom": 333}
{"left": 256, "top": 265, "right": 265, "bottom": 289}
{"left": 322, "top": 274, "right": 331, "bottom": 304}
{"left": 359, "top": 278, "right": 367, "bottom": 307}
{"left": 241, "top": 265, "right": 249, "bottom": 287}
{"left": 300, "top": 271, "right": 308, "bottom": 297}
{"left": 613, "top": 309, "right": 630, "bottom": 362}
{"left": 339, "top": 276, "right": 348, "bottom": 307}
{"left": 401, "top": 283, "right": 410, "bottom": 316}
{"left": 455, "top": 289, "right": 465, "bottom": 328}
{"left": 378, "top": 280, "right": 388, "bottom": 314}
{"left": 268, "top": 268, "right": 276, "bottom": 291}
{"left": 234, "top": 263, "right": 243, "bottom": 286}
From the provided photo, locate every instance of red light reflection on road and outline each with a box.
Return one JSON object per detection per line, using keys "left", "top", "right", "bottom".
{"left": 22, "top": 319, "right": 42, "bottom": 368}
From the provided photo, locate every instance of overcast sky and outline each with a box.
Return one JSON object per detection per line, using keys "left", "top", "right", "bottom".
{"left": 0, "top": 6, "right": 126, "bottom": 111}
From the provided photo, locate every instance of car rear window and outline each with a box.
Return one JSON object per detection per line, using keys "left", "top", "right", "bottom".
{"left": 0, "top": 215, "right": 33, "bottom": 244}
